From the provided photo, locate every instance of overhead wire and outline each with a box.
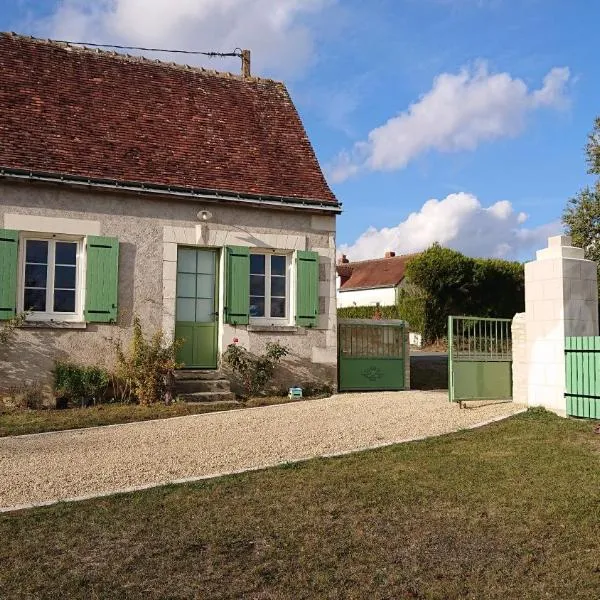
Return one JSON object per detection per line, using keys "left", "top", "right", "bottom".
{"left": 29, "top": 36, "right": 243, "bottom": 58}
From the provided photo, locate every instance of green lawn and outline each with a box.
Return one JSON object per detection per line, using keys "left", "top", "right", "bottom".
{"left": 0, "top": 396, "right": 300, "bottom": 437}
{"left": 2, "top": 410, "right": 600, "bottom": 599}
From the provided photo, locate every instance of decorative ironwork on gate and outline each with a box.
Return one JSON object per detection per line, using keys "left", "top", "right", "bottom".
{"left": 448, "top": 316, "right": 513, "bottom": 404}
{"left": 337, "top": 319, "right": 406, "bottom": 392}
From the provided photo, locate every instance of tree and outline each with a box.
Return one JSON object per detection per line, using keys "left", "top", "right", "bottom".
{"left": 563, "top": 117, "right": 600, "bottom": 274}
{"left": 585, "top": 116, "right": 600, "bottom": 176}
{"left": 563, "top": 186, "right": 600, "bottom": 266}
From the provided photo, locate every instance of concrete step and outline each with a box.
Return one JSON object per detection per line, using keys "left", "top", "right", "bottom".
{"left": 174, "top": 370, "right": 225, "bottom": 381}
{"left": 182, "top": 400, "right": 242, "bottom": 407}
{"left": 176, "top": 379, "right": 231, "bottom": 394}
{"left": 178, "top": 391, "right": 237, "bottom": 403}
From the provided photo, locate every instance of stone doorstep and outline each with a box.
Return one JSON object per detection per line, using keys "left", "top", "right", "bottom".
{"left": 176, "top": 379, "right": 231, "bottom": 394}
{"left": 178, "top": 391, "right": 238, "bottom": 404}
{"left": 174, "top": 370, "right": 226, "bottom": 381}
{"left": 174, "top": 370, "right": 236, "bottom": 403}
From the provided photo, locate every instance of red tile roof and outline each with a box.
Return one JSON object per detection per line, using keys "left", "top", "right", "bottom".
{"left": 337, "top": 254, "right": 417, "bottom": 290}
{"left": 0, "top": 33, "right": 338, "bottom": 206}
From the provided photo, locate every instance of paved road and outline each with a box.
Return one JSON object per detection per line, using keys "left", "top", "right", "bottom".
{"left": 0, "top": 391, "right": 525, "bottom": 512}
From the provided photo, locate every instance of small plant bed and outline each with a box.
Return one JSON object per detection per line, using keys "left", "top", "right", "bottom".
{"left": 0, "top": 393, "right": 331, "bottom": 438}
{"left": 2, "top": 410, "right": 600, "bottom": 598}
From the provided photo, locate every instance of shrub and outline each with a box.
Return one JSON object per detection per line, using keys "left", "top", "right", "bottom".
{"left": 396, "top": 283, "right": 427, "bottom": 333}
{"left": 52, "top": 361, "right": 110, "bottom": 407}
{"left": 2, "top": 381, "right": 44, "bottom": 410}
{"left": 115, "top": 316, "right": 182, "bottom": 405}
{"left": 223, "top": 341, "right": 289, "bottom": 398}
{"left": 0, "top": 312, "right": 27, "bottom": 345}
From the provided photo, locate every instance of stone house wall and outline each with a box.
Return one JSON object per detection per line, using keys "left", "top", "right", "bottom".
{"left": 0, "top": 181, "right": 337, "bottom": 399}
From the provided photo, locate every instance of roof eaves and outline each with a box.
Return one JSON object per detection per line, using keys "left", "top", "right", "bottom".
{"left": 0, "top": 167, "right": 343, "bottom": 214}
{"left": 339, "top": 283, "right": 401, "bottom": 292}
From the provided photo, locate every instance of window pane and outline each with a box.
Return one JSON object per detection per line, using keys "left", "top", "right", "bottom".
{"left": 196, "top": 251, "right": 215, "bottom": 275}
{"left": 271, "top": 255, "right": 286, "bottom": 276}
{"left": 250, "top": 296, "right": 265, "bottom": 317}
{"left": 25, "top": 264, "right": 47, "bottom": 288}
{"left": 54, "top": 265, "right": 76, "bottom": 289}
{"left": 271, "top": 297, "right": 286, "bottom": 318}
{"left": 177, "top": 273, "right": 196, "bottom": 298}
{"left": 54, "top": 289, "right": 76, "bottom": 313}
{"left": 250, "top": 254, "right": 265, "bottom": 275}
{"left": 26, "top": 240, "right": 48, "bottom": 264}
{"left": 195, "top": 299, "right": 214, "bottom": 322}
{"left": 176, "top": 298, "right": 196, "bottom": 321}
{"left": 24, "top": 288, "right": 46, "bottom": 312}
{"left": 55, "top": 242, "right": 77, "bottom": 265}
{"left": 178, "top": 248, "right": 196, "bottom": 273}
{"left": 196, "top": 274, "right": 214, "bottom": 299}
{"left": 271, "top": 276, "right": 286, "bottom": 298}
{"left": 250, "top": 274, "right": 265, "bottom": 296}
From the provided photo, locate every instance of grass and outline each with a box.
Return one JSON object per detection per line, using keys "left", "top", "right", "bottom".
{"left": 2, "top": 409, "right": 600, "bottom": 599}
{"left": 0, "top": 396, "right": 305, "bottom": 438}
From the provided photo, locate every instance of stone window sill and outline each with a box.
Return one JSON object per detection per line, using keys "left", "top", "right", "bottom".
{"left": 247, "top": 324, "right": 305, "bottom": 334}
{"left": 22, "top": 320, "right": 87, "bottom": 330}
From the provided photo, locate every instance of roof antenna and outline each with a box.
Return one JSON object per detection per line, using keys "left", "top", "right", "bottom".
{"left": 241, "top": 49, "right": 251, "bottom": 77}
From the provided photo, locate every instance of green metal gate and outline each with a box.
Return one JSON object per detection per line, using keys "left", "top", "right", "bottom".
{"left": 338, "top": 319, "right": 406, "bottom": 392}
{"left": 448, "top": 316, "right": 513, "bottom": 404}
{"left": 565, "top": 336, "right": 600, "bottom": 418}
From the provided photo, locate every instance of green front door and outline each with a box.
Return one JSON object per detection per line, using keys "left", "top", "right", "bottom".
{"left": 175, "top": 247, "right": 218, "bottom": 369}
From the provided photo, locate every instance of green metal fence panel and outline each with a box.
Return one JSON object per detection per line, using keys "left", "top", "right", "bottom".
{"left": 565, "top": 336, "right": 600, "bottom": 419}
{"left": 448, "top": 315, "right": 513, "bottom": 403}
{"left": 338, "top": 319, "right": 406, "bottom": 392}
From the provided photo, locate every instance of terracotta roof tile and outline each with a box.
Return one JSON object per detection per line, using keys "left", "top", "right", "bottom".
{"left": 0, "top": 33, "right": 338, "bottom": 205}
{"left": 337, "top": 254, "right": 417, "bottom": 290}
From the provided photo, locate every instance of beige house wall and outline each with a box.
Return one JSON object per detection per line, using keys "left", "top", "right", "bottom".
{"left": 0, "top": 181, "right": 337, "bottom": 398}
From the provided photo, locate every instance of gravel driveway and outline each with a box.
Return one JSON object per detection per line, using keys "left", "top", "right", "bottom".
{"left": 0, "top": 392, "right": 525, "bottom": 511}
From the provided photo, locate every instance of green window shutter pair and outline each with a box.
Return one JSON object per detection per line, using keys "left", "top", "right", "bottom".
{"left": 224, "top": 245, "right": 319, "bottom": 327}
{"left": 0, "top": 230, "right": 118, "bottom": 323}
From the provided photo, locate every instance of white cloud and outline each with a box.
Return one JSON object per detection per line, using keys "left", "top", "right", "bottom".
{"left": 338, "top": 192, "right": 560, "bottom": 261}
{"left": 329, "top": 62, "right": 571, "bottom": 182}
{"left": 35, "top": 0, "right": 334, "bottom": 78}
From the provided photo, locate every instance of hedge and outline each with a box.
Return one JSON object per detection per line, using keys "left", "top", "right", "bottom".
{"left": 337, "top": 305, "right": 401, "bottom": 320}
{"left": 404, "top": 244, "right": 524, "bottom": 343}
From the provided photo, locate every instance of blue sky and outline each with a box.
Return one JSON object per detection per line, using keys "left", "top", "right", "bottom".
{"left": 2, "top": 0, "right": 598, "bottom": 261}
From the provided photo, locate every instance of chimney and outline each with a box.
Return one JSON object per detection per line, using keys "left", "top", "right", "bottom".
{"left": 384, "top": 251, "right": 396, "bottom": 258}
{"left": 241, "top": 49, "right": 251, "bottom": 78}
{"left": 337, "top": 254, "right": 350, "bottom": 264}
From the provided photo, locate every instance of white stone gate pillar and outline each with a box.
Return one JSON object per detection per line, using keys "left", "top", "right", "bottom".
{"left": 524, "top": 235, "right": 598, "bottom": 415}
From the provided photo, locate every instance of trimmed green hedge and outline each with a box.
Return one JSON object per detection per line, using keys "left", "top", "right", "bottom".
{"left": 337, "top": 305, "right": 400, "bottom": 320}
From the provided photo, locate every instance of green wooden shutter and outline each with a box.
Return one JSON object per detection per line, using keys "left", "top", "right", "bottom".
{"left": 226, "top": 246, "right": 250, "bottom": 325}
{"left": 85, "top": 236, "right": 119, "bottom": 323}
{"left": 0, "top": 229, "right": 19, "bottom": 321}
{"left": 296, "top": 250, "right": 319, "bottom": 327}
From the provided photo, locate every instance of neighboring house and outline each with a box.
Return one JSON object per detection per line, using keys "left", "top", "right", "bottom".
{"left": 0, "top": 33, "right": 341, "bottom": 398}
{"left": 336, "top": 252, "right": 415, "bottom": 308}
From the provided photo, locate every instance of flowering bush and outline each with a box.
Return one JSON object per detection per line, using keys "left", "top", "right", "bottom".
{"left": 223, "top": 341, "right": 289, "bottom": 398}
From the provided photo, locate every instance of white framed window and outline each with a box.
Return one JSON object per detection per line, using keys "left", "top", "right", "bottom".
{"left": 18, "top": 235, "right": 85, "bottom": 322}
{"left": 250, "top": 252, "right": 291, "bottom": 323}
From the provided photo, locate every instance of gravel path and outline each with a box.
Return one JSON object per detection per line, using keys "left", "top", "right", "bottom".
{"left": 0, "top": 392, "right": 525, "bottom": 511}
